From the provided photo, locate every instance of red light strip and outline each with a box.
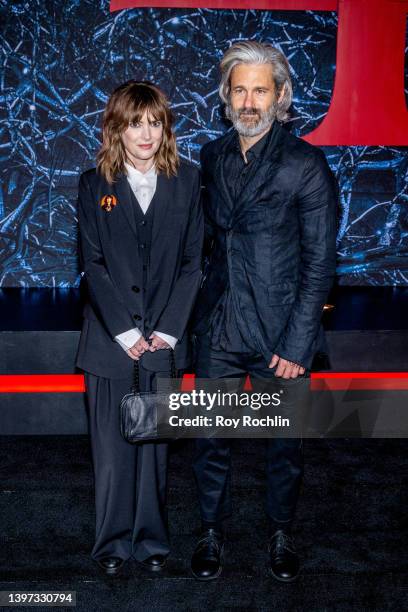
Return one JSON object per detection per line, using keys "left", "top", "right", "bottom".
{"left": 111, "top": 1, "right": 338, "bottom": 11}
{"left": 312, "top": 372, "right": 408, "bottom": 379}
{"left": 1, "top": 372, "right": 408, "bottom": 393}
{"left": 0, "top": 375, "right": 86, "bottom": 393}
{"left": 311, "top": 372, "right": 408, "bottom": 391}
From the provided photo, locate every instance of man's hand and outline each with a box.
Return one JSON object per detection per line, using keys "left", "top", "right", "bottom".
{"left": 127, "top": 337, "right": 150, "bottom": 361}
{"left": 269, "top": 354, "right": 305, "bottom": 379}
{"left": 149, "top": 333, "right": 171, "bottom": 351}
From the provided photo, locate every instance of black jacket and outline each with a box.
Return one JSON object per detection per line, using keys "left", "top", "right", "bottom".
{"left": 75, "top": 162, "right": 203, "bottom": 378}
{"left": 193, "top": 122, "right": 338, "bottom": 369}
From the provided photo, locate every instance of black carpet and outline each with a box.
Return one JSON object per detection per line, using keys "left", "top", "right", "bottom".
{"left": 0, "top": 436, "right": 406, "bottom": 611}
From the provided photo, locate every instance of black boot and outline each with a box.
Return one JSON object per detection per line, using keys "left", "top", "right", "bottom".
{"left": 191, "top": 528, "right": 224, "bottom": 581}
{"left": 269, "top": 529, "right": 299, "bottom": 582}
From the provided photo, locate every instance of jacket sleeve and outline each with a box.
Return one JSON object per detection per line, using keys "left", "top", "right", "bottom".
{"left": 273, "top": 150, "right": 338, "bottom": 368}
{"left": 77, "top": 172, "right": 136, "bottom": 339}
{"left": 154, "top": 170, "right": 204, "bottom": 340}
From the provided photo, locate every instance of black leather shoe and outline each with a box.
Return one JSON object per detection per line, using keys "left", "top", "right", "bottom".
{"left": 139, "top": 554, "right": 167, "bottom": 572}
{"left": 269, "top": 530, "right": 299, "bottom": 582}
{"left": 191, "top": 528, "right": 224, "bottom": 581}
{"left": 96, "top": 556, "right": 125, "bottom": 576}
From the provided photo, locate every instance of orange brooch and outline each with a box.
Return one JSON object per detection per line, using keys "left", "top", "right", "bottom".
{"left": 100, "top": 194, "right": 117, "bottom": 212}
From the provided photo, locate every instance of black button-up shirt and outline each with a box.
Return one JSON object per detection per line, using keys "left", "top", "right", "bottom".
{"left": 223, "top": 127, "right": 271, "bottom": 203}
{"left": 210, "top": 126, "right": 273, "bottom": 354}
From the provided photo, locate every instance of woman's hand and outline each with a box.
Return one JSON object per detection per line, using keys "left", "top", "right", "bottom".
{"left": 127, "top": 337, "right": 150, "bottom": 361}
{"left": 149, "top": 333, "right": 171, "bottom": 351}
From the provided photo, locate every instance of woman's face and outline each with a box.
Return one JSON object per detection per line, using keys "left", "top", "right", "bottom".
{"left": 121, "top": 111, "right": 164, "bottom": 167}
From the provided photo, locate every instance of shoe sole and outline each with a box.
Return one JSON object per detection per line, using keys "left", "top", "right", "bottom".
{"left": 138, "top": 560, "right": 166, "bottom": 572}
{"left": 191, "top": 563, "right": 223, "bottom": 581}
{"left": 103, "top": 568, "right": 122, "bottom": 576}
{"left": 97, "top": 563, "right": 125, "bottom": 576}
{"left": 269, "top": 567, "right": 299, "bottom": 583}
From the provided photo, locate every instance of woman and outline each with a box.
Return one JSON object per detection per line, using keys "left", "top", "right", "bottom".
{"left": 76, "top": 81, "right": 203, "bottom": 575}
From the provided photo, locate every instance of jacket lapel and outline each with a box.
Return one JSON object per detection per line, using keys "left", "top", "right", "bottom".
{"left": 211, "top": 131, "right": 237, "bottom": 226}
{"left": 216, "top": 153, "right": 235, "bottom": 215}
{"left": 111, "top": 173, "right": 138, "bottom": 239}
{"left": 233, "top": 121, "right": 285, "bottom": 220}
{"left": 151, "top": 173, "right": 172, "bottom": 244}
{"left": 208, "top": 124, "right": 287, "bottom": 227}
{"left": 108, "top": 171, "right": 173, "bottom": 244}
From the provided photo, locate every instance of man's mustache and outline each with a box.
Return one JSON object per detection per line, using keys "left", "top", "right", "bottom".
{"left": 238, "top": 108, "right": 260, "bottom": 116}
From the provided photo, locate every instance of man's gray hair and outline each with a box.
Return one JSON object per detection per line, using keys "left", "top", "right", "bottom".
{"left": 219, "top": 40, "right": 293, "bottom": 123}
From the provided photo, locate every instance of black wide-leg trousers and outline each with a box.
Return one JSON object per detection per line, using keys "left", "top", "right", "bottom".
{"left": 85, "top": 366, "right": 170, "bottom": 562}
{"left": 193, "top": 334, "right": 304, "bottom": 527}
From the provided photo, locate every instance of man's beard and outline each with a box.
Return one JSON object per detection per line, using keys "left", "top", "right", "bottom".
{"left": 225, "top": 101, "right": 278, "bottom": 137}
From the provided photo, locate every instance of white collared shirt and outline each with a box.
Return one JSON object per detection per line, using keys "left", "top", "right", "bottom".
{"left": 125, "top": 162, "right": 157, "bottom": 213}
{"left": 114, "top": 163, "right": 177, "bottom": 352}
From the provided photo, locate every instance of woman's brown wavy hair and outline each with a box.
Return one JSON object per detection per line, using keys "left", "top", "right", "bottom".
{"left": 97, "top": 81, "right": 179, "bottom": 183}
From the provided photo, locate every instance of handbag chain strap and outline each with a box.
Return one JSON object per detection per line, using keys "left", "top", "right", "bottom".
{"left": 132, "top": 348, "right": 176, "bottom": 394}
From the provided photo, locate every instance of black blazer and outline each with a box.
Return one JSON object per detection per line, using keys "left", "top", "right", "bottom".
{"left": 193, "top": 122, "right": 338, "bottom": 369}
{"left": 75, "top": 161, "right": 204, "bottom": 379}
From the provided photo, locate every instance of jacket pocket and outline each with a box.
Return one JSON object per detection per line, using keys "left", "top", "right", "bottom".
{"left": 267, "top": 282, "right": 297, "bottom": 306}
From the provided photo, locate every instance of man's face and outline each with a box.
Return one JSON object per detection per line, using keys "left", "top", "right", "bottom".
{"left": 227, "top": 63, "right": 279, "bottom": 137}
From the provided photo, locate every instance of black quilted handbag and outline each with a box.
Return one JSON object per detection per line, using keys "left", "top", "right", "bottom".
{"left": 120, "top": 350, "right": 177, "bottom": 443}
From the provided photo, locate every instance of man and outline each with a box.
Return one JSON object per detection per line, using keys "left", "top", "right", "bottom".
{"left": 191, "top": 41, "right": 337, "bottom": 582}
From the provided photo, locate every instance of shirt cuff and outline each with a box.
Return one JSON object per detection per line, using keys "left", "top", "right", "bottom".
{"left": 115, "top": 328, "right": 142, "bottom": 351}
{"left": 154, "top": 331, "right": 178, "bottom": 350}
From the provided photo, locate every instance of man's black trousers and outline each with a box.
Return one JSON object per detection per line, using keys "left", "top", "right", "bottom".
{"left": 193, "top": 334, "right": 304, "bottom": 527}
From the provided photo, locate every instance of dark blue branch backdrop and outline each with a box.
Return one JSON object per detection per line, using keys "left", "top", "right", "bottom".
{"left": 0, "top": 0, "right": 407, "bottom": 286}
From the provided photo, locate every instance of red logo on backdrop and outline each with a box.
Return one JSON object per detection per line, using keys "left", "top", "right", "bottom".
{"left": 110, "top": 0, "right": 408, "bottom": 146}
